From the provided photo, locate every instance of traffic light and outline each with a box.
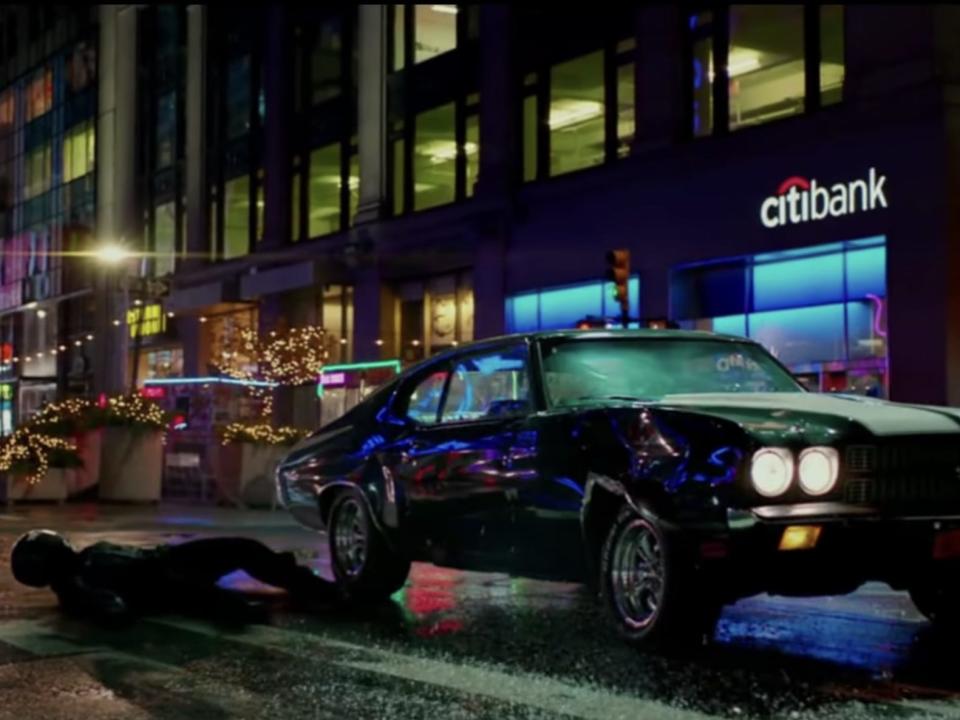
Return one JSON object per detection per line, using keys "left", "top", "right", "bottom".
{"left": 605, "top": 249, "right": 630, "bottom": 328}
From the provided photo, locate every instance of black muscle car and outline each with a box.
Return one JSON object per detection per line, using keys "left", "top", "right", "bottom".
{"left": 277, "top": 330, "right": 960, "bottom": 647}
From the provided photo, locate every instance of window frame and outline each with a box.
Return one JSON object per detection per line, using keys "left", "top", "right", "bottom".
{"left": 683, "top": 4, "right": 844, "bottom": 139}
{"left": 395, "top": 340, "right": 536, "bottom": 428}
{"left": 519, "top": 28, "right": 635, "bottom": 184}
{"left": 388, "top": 4, "right": 479, "bottom": 217}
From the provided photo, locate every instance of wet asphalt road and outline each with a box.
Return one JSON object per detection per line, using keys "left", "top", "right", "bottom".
{"left": 0, "top": 505, "right": 959, "bottom": 719}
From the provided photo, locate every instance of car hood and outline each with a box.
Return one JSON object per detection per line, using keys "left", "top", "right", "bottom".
{"left": 650, "top": 392, "right": 960, "bottom": 440}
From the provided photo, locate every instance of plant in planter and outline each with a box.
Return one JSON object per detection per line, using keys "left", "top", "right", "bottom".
{"left": 27, "top": 398, "right": 102, "bottom": 496}
{"left": 90, "top": 394, "right": 170, "bottom": 502}
{"left": 218, "top": 423, "right": 308, "bottom": 507}
{"left": 0, "top": 427, "right": 81, "bottom": 503}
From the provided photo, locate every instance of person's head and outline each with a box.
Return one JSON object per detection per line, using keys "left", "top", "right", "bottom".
{"left": 10, "top": 530, "right": 76, "bottom": 587}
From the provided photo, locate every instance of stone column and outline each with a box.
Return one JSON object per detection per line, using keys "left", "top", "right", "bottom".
{"left": 354, "top": 5, "right": 389, "bottom": 224}
{"left": 94, "top": 4, "right": 140, "bottom": 394}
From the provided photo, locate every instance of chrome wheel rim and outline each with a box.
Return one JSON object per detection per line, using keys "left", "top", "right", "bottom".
{"left": 610, "top": 518, "right": 665, "bottom": 629}
{"left": 333, "top": 498, "right": 367, "bottom": 578}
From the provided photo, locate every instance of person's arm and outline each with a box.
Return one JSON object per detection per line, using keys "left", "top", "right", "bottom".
{"left": 52, "top": 576, "right": 132, "bottom": 625}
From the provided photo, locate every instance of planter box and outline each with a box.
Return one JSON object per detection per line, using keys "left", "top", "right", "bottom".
{"left": 98, "top": 427, "right": 164, "bottom": 502}
{"left": 6, "top": 468, "right": 71, "bottom": 504}
{"left": 238, "top": 443, "right": 287, "bottom": 508}
{"left": 72, "top": 429, "right": 102, "bottom": 496}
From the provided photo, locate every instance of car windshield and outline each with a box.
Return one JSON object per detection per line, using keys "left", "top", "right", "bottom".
{"left": 540, "top": 337, "right": 802, "bottom": 407}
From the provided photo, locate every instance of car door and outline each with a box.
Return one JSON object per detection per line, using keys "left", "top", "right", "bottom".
{"left": 386, "top": 342, "right": 538, "bottom": 572}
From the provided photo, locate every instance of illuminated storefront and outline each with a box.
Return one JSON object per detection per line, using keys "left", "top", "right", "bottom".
{"left": 316, "top": 359, "right": 401, "bottom": 427}
{"left": 672, "top": 237, "right": 887, "bottom": 396}
{"left": 397, "top": 272, "right": 473, "bottom": 363}
{"left": 505, "top": 277, "right": 640, "bottom": 332}
{"left": 129, "top": 303, "right": 184, "bottom": 386}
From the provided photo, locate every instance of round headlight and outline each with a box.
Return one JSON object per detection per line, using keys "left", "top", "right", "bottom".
{"left": 750, "top": 448, "right": 793, "bottom": 497}
{"left": 798, "top": 447, "right": 839, "bottom": 495}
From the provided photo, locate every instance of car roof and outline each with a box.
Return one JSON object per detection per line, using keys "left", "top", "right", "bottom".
{"left": 402, "top": 329, "right": 754, "bottom": 376}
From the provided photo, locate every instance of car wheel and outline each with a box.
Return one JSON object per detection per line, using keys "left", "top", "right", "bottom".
{"left": 910, "top": 580, "right": 960, "bottom": 631}
{"left": 600, "top": 504, "right": 721, "bottom": 650}
{"left": 328, "top": 489, "right": 411, "bottom": 603}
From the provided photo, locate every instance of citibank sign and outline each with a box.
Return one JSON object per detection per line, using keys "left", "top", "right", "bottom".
{"left": 760, "top": 168, "right": 888, "bottom": 228}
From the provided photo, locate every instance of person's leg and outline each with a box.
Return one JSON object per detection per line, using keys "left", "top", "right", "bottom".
{"left": 164, "top": 537, "right": 338, "bottom": 600}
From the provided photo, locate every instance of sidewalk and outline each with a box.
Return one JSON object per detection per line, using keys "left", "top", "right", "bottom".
{"left": 0, "top": 501, "right": 304, "bottom": 536}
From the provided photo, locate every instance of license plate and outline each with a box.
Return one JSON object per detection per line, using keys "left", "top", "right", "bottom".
{"left": 932, "top": 529, "right": 960, "bottom": 559}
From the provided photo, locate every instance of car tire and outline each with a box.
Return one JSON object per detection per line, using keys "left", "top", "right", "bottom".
{"left": 327, "top": 489, "right": 411, "bottom": 603}
{"left": 599, "top": 503, "right": 721, "bottom": 651}
{"left": 910, "top": 580, "right": 960, "bottom": 631}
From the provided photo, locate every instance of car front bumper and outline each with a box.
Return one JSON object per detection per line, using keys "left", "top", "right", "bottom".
{"left": 697, "top": 503, "right": 960, "bottom": 598}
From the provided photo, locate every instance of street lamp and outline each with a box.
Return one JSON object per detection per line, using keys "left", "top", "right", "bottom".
{"left": 93, "top": 243, "right": 132, "bottom": 265}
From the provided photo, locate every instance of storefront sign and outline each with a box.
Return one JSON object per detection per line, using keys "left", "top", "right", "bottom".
{"left": 127, "top": 304, "right": 167, "bottom": 339}
{"left": 140, "top": 386, "right": 166, "bottom": 399}
{"left": 760, "top": 168, "right": 887, "bottom": 228}
{"left": 320, "top": 372, "right": 347, "bottom": 387}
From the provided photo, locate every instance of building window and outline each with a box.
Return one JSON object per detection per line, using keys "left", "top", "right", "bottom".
{"left": 223, "top": 175, "right": 251, "bottom": 259}
{"left": 156, "top": 92, "right": 177, "bottom": 169}
{"left": 24, "top": 144, "right": 51, "bottom": 199}
{"left": 311, "top": 18, "right": 343, "bottom": 105}
{"left": 821, "top": 5, "right": 844, "bottom": 106}
{"left": 549, "top": 52, "right": 605, "bottom": 176}
{"left": 226, "top": 56, "right": 252, "bottom": 139}
{"left": 414, "top": 4, "right": 458, "bottom": 64}
{"left": 505, "top": 277, "right": 641, "bottom": 333}
{"left": 63, "top": 121, "right": 95, "bottom": 183}
{"left": 671, "top": 237, "right": 887, "bottom": 397}
{"left": 25, "top": 68, "right": 52, "bottom": 121}
{"left": 521, "top": 25, "right": 635, "bottom": 182}
{"left": 154, "top": 202, "right": 177, "bottom": 276}
{"left": 689, "top": 6, "right": 844, "bottom": 136}
{"left": 414, "top": 103, "right": 456, "bottom": 211}
{"left": 308, "top": 144, "right": 341, "bottom": 238}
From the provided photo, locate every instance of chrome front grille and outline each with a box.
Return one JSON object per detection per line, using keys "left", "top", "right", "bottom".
{"left": 843, "top": 439, "right": 960, "bottom": 505}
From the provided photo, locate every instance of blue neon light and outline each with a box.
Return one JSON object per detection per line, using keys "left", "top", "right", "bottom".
{"left": 753, "top": 253, "right": 844, "bottom": 311}
{"left": 143, "top": 376, "right": 278, "bottom": 389}
{"left": 845, "top": 246, "right": 886, "bottom": 298}
{"left": 505, "top": 277, "right": 641, "bottom": 333}
{"left": 749, "top": 304, "right": 846, "bottom": 366}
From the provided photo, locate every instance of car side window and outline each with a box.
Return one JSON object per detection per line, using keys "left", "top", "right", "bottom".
{"left": 440, "top": 344, "right": 530, "bottom": 424}
{"left": 405, "top": 370, "right": 448, "bottom": 425}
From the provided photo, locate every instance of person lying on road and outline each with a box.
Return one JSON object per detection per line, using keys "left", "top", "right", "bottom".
{"left": 11, "top": 530, "right": 340, "bottom": 625}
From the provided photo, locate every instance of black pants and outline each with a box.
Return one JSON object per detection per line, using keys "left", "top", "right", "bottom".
{"left": 163, "top": 537, "right": 336, "bottom": 600}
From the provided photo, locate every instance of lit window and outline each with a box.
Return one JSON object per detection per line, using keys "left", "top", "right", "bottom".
{"left": 522, "top": 95, "right": 537, "bottom": 182}
{"left": 392, "top": 137, "right": 405, "bottom": 216}
{"left": 466, "top": 114, "right": 479, "bottom": 196}
{"left": 414, "top": 103, "right": 456, "bottom": 211}
{"left": 690, "top": 6, "right": 842, "bottom": 135}
{"left": 549, "top": 52, "right": 605, "bottom": 177}
{"left": 821, "top": 5, "right": 844, "bottom": 106}
{"left": 223, "top": 176, "right": 250, "bottom": 259}
{"left": 63, "top": 121, "right": 95, "bottom": 183}
{"left": 348, "top": 152, "right": 359, "bottom": 225}
{"left": 617, "top": 63, "right": 635, "bottom": 157}
{"left": 308, "top": 144, "right": 342, "bottom": 238}
{"left": 24, "top": 144, "right": 51, "bottom": 199}
{"left": 154, "top": 202, "right": 176, "bottom": 276}
{"left": 25, "top": 68, "right": 52, "bottom": 121}
{"left": 414, "top": 5, "right": 457, "bottom": 64}
{"left": 728, "top": 5, "right": 805, "bottom": 131}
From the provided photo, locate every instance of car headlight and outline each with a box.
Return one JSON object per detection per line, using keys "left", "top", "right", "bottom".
{"left": 798, "top": 447, "right": 839, "bottom": 495}
{"left": 751, "top": 448, "right": 794, "bottom": 497}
